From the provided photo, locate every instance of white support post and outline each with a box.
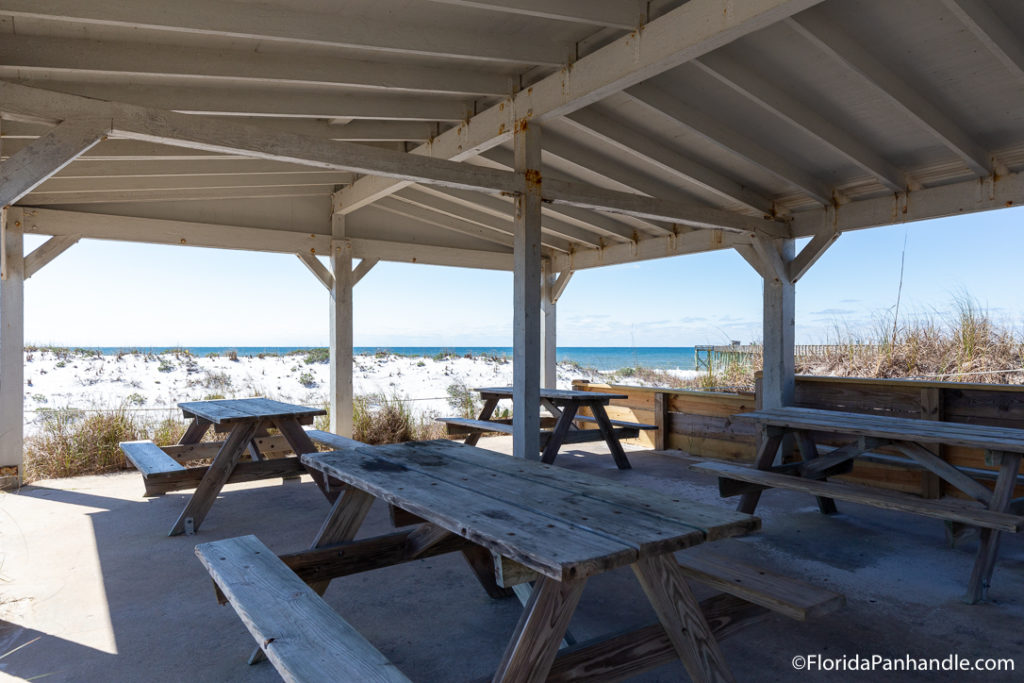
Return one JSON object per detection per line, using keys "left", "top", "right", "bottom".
{"left": 0, "top": 210, "right": 24, "bottom": 483}
{"left": 541, "top": 260, "right": 557, "bottom": 390}
{"left": 512, "top": 122, "right": 542, "bottom": 460}
{"left": 329, "top": 213, "right": 354, "bottom": 437}
{"left": 761, "top": 239, "right": 796, "bottom": 409}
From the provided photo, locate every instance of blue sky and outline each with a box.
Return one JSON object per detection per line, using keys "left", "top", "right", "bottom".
{"left": 22, "top": 205, "right": 1024, "bottom": 347}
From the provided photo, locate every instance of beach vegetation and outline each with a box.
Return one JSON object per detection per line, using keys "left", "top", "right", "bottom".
{"left": 303, "top": 348, "right": 330, "bottom": 364}
{"left": 201, "top": 370, "right": 233, "bottom": 392}
{"left": 226, "top": 349, "right": 239, "bottom": 362}
{"left": 445, "top": 379, "right": 480, "bottom": 418}
{"left": 157, "top": 359, "right": 174, "bottom": 373}
{"left": 298, "top": 371, "right": 318, "bottom": 388}
{"left": 24, "top": 406, "right": 139, "bottom": 480}
{"left": 125, "top": 393, "right": 146, "bottom": 406}
{"left": 375, "top": 349, "right": 390, "bottom": 360}
{"left": 205, "top": 351, "right": 219, "bottom": 358}
{"left": 55, "top": 360, "right": 66, "bottom": 368}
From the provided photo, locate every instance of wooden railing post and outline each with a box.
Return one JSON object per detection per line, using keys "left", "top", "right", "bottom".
{"left": 920, "top": 386, "right": 943, "bottom": 499}
{"left": 654, "top": 392, "right": 667, "bottom": 451}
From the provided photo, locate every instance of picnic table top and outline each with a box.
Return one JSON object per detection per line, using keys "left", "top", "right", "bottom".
{"left": 474, "top": 386, "right": 629, "bottom": 402}
{"left": 302, "top": 440, "right": 758, "bottom": 581}
{"left": 178, "top": 397, "right": 326, "bottom": 425}
{"left": 734, "top": 406, "right": 1024, "bottom": 453}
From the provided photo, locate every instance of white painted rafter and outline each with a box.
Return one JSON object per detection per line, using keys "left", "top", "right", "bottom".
{"left": 0, "top": 33, "right": 511, "bottom": 97}
{"left": 424, "top": 0, "right": 645, "bottom": 29}
{"left": 408, "top": 185, "right": 611, "bottom": 247}
{"left": 9, "top": 204, "right": 516, "bottom": 269}
{"left": 693, "top": 52, "right": 913, "bottom": 192}
{"left": 11, "top": 81, "right": 473, "bottom": 121}
{"left": 0, "top": 0, "right": 568, "bottom": 66}
{"left": 787, "top": 10, "right": 998, "bottom": 177}
{"left": 336, "top": 0, "right": 828, "bottom": 213}
{"left": 0, "top": 118, "right": 109, "bottom": 207}
{"left": 624, "top": 83, "right": 834, "bottom": 205}
{"left": 0, "top": 82, "right": 787, "bottom": 236}
{"left": 942, "top": 0, "right": 1024, "bottom": 84}
{"left": 562, "top": 106, "right": 777, "bottom": 214}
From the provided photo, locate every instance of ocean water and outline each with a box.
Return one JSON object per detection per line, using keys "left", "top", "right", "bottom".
{"left": 82, "top": 346, "right": 699, "bottom": 372}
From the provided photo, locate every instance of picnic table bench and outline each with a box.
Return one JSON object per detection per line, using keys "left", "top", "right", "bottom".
{"left": 197, "top": 440, "right": 843, "bottom": 682}
{"left": 120, "top": 398, "right": 361, "bottom": 536}
{"left": 438, "top": 387, "right": 656, "bottom": 469}
{"left": 691, "top": 406, "right": 1024, "bottom": 603}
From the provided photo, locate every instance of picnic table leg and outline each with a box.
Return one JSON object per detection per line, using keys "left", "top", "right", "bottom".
{"left": 632, "top": 554, "right": 735, "bottom": 683}
{"left": 274, "top": 417, "right": 343, "bottom": 503}
{"left": 540, "top": 400, "right": 581, "bottom": 466}
{"left": 590, "top": 403, "right": 632, "bottom": 470}
{"left": 169, "top": 419, "right": 261, "bottom": 536}
{"left": 461, "top": 545, "right": 515, "bottom": 599}
{"left": 177, "top": 417, "right": 211, "bottom": 445}
{"left": 737, "top": 430, "right": 784, "bottom": 514}
{"left": 466, "top": 398, "right": 500, "bottom": 447}
{"left": 491, "top": 576, "right": 586, "bottom": 683}
{"left": 248, "top": 486, "right": 377, "bottom": 665}
{"left": 794, "top": 431, "right": 838, "bottom": 515}
{"left": 965, "top": 451, "right": 1021, "bottom": 604}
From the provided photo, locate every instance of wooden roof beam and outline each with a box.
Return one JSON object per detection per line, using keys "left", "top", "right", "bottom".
{"left": 624, "top": 83, "right": 834, "bottom": 206}
{"left": 563, "top": 105, "right": 778, "bottom": 214}
{"left": 941, "top": 0, "right": 1024, "bottom": 86}
{"left": 787, "top": 9, "right": 1000, "bottom": 177}
{"left": 693, "top": 52, "right": 914, "bottom": 192}
{"left": 0, "top": 34, "right": 511, "bottom": 97}
{"left": 424, "top": 0, "right": 645, "bottom": 29}
{"left": 336, "top": 0, "right": 827, "bottom": 213}
{"left": 0, "top": 0, "right": 568, "bottom": 66}
{"left": 406, "top": 185, "right": 615, "bottom": 248}
{"left": 0, "top": 82, "right": 787, "bottom": 237}
{"left": 381, "top": 193, "right": 572, "bottom": 252}
{"left": 8, "top": 80, "right": 474, "bottom": 122}
{"left": 477, "top": 147, "right": 655, "bottom": 239}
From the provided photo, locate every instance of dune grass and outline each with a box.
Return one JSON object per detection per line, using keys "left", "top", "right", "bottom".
{"left": 23, "top": 406, "right": 190, "bottom": 482}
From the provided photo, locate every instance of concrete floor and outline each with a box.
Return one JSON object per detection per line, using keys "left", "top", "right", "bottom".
{"left": 1, "top": 437, "right": 1022, "bottom": 682}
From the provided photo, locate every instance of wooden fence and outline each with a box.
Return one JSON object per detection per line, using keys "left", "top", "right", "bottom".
{"left": 572, "top": 376, "right": 1024, "bottom": 498}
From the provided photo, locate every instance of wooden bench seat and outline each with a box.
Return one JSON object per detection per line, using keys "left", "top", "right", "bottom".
{"left": 437, "top": 417, "right": 641, "bottom": 446}
{"left": 437, "top": 416, "right": 515, "bottom": 435}
{"left": 493, "top": 547, "right": 843, "bottom": 623}
{"left": 120, "top": 440, "right": 186, "bottom": 497}
{"left": 676, "top": 545, "right": 845, "bottom": 621}
{"left": 692, "top": 460, "right": 1024, "bottom": 532}
{"left": 306, "top": 429, "right": 364, "bottom": 451}
{"left": 195, "top": 534, "right": 410, "bottom": 683}
{"left": 574, "top": 415, "right": 658, "bottom": 430}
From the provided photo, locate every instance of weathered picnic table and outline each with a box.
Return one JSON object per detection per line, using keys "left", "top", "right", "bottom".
{"left": 196, "top": 440, "right": 844, "bottom": 682}
{"left": 120, "top": 398, "right": 356, "bottom": 536}
{"left": 438, "top": 386, "right": 656, "bottom": 469}
{"left": 692, "top": 406, "right": 1024, "bottom": 603}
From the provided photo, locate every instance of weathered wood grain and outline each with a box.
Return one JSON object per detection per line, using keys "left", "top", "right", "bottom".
{"left": 179, "top": 397, "right": 325, "bottom": 425}
{"left": 491, "top": 576, "right": 587, "bottom": 683}
{"left": 677, "top": 546, "right": 845, "bottom": 621}
{"left": 120, "top": 440, "right": 185, "bottom": 477}
{"left": 693, "top": 461, "right": 1024, "bottom": 532}
{"left": 195, "top": 535, "right": 410, "bottom": 683}
{"left": 632, "top": 554, "right": 735, "bottom": 683}
{"left": 169, "top": 419, "right": 261, "bottom": 536}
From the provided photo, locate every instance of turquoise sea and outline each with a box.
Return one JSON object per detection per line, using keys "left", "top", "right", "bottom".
{"left": 85, "top": 346, "right": 699, "bottom": 372}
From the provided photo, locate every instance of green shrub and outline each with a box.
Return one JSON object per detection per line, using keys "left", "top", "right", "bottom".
{"left": 446, "top": 379, "right": 480, "bottom": 418}
{"left": 298, "top": 371, "right": 317, "bottom": 388}
{"left": 24, "top": 406, "right": 141, "bottom": 481}
{"left": 303, "top": 348, "right": 330, "bottom": 364}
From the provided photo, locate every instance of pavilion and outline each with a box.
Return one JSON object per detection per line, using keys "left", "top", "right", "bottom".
{"left": 2, "top": 0, "right": 1024, "bottom": 485}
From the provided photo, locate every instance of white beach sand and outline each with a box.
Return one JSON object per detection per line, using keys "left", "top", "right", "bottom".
{"left": 21, "top": 349, "right": 699, "bottom": 433}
